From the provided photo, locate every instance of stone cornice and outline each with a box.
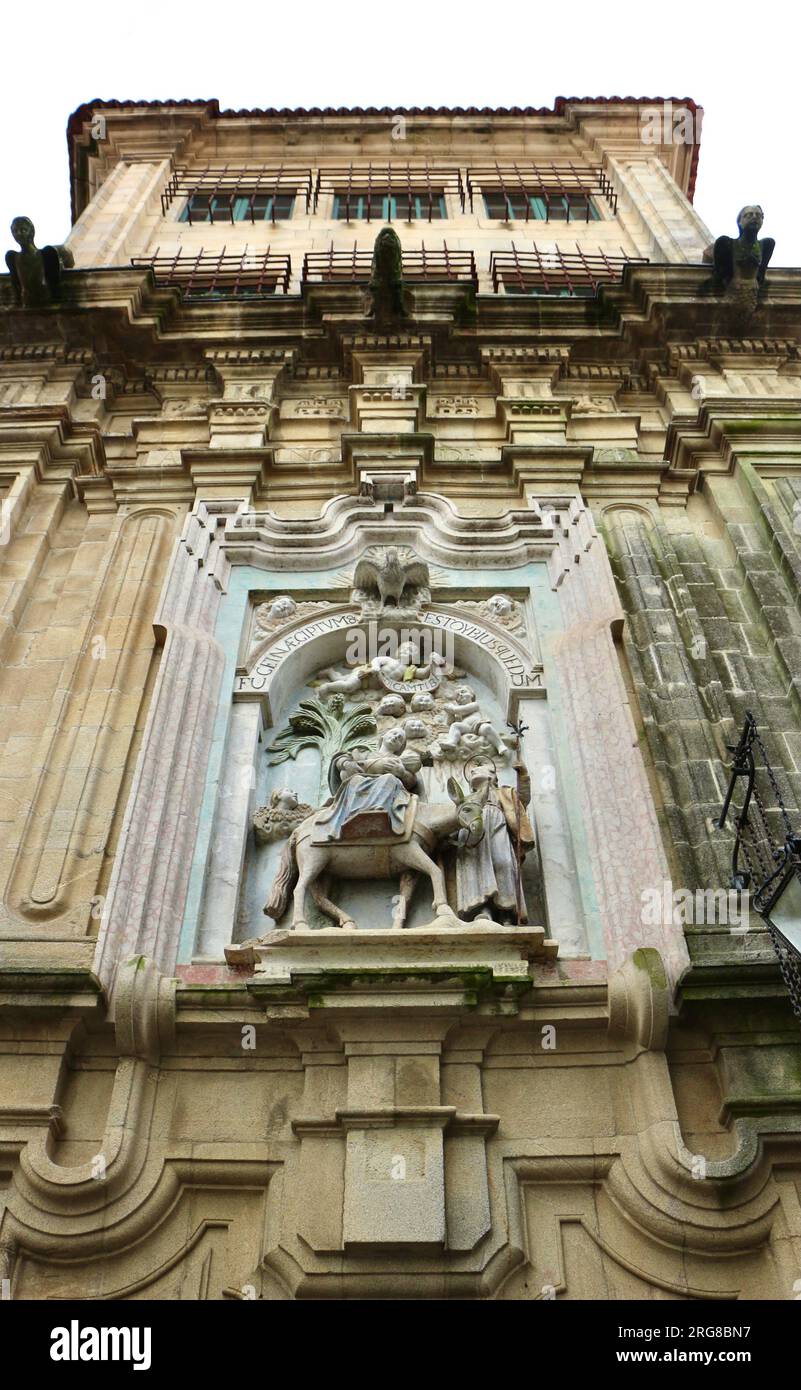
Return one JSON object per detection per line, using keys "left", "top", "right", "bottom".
{"left": 0, "top": 409, "right": 107, "bottom": 482}
{"left": 2, "top": 267, "right": 799, "bottom": 387}
{"left": 666, "top": 400, "right": 801, "bottom": 475}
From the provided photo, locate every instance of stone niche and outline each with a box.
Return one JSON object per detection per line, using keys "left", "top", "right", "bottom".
{"left": 189, "top": 563, "right": 590, "bottom": 965}
{"left": 93, "top": 496, "right": 687, "bottom": 1002}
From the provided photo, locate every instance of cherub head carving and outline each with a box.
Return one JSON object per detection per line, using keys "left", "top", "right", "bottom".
{"left": 377, "top": 693, "right": 406, "bottom": 718}
{"left": 395, "top": 640, "right": 419, "bottom": 666}
{"left": 381, "top": 726, "right": 407, "bottom": 755}
{"left": 269, "top": 595, "right": 297, "bottom": 622}
{"left": 272, "top": 786, "right": 299, "bottom": 810}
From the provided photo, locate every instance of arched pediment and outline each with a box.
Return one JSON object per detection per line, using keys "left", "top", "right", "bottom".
{"left": 236, "top": 601, "right": 543, "bottom": 727}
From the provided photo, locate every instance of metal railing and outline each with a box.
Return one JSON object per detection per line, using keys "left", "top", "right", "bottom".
{"left": 161, "top": 166, "right": 314, "bottom": 220}
{"left": 467, "top": 163, "right": 618, "bottom": 218}
{"left": 132, "top": 247, "right": 292, "bottom": 297}
{"left": 718, "top": 712, "right": 801, "bottom": 1021}
{"left": 302, "top": 242, "right": 477, "bottom": 289}
{"left": 489, "top": 243, "right": 648, "bottom": 295}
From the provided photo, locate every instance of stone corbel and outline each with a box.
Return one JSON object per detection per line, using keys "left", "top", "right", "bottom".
{"left": 481, "top": 345, "right": 569, "bottom": 398}
{"left": 608, "top": 947, "right": 670, "bottom": 1051}
{"left": 288, "top": 1103, "right": 500, "bottom": 1257}
{"left": 207, "top": 402, "right": 276, "bottom": 449}
{"left": 348, "top": 376, "right": 426, "bottom": 434}
{"left": 16, "top": 956, "right": 176, "bottom": 1210}
{"left": 497, "top": 399, "right": 567, "bottom": 447}
{"left": 275, "top": 1013, "right": 503, "bottom": 1265}
{"left": 358, "top": 466, "right": 418, "bottom": 504}
{"left": 339, "top": 1105, "right": 500, "bottom": 1252}
{"left": 112, "top": 954, "right": 177, "bottom": 1066}
{"left": 0, "top": 347, "right": 95, "bottom": 410}
{"left": 204, "top": 348, "right": 295, "bottom": 449}
{"left": 344, "top": 339, "right": 429, "bottom": 386}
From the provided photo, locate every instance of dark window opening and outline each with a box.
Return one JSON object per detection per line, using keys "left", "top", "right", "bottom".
{"left": 179, "top": 193, "right": 295, "bottom": 224}
{"left": 503, "top": 282, "right": 597, "bottom": 297}
{"left": 332, "top": 191, "right": 447, "bottom": 221}
{"left": 483, "top": 192, "right": 600, "bottom": 222}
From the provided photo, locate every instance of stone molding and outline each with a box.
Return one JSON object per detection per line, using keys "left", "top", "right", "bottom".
{"left": 92, "top": 502, "right": 231, "bottom": 989}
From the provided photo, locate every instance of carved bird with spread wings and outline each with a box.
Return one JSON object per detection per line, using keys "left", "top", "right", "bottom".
{"left": 352, "top": 547, "right": 431, "bottom": 612}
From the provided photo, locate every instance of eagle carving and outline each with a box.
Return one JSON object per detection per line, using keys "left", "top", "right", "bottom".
{"left": 351, "top": 546, "right": 430, "bottom": 615}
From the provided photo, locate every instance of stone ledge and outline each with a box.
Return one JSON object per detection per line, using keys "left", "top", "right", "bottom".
{"left": 0, "top": 965, "right": 104, "bottom": 1014}
{"left": 250, "top": 921, "right": 555, "bottom": 968}
{"left": 239, "top": 923, "right": 557, "bottom": 1016}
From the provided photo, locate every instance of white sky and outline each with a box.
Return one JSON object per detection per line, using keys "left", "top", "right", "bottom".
{"left": 2, "top": 1, "right": 797, "bottom": 263}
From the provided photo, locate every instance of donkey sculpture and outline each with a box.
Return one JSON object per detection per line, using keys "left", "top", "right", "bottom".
{"left": 264, "top": 787, "right": 483, "bottom": 930}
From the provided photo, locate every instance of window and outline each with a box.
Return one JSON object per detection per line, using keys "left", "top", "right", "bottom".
{"left": 503, "top": 283, "right": 597, "bottom": 298}
{"left": 179, "top": 192, "right": 295, "bottom": 224}
{"left": 184, "top": 281, "right": 278, "bottom": 299}
{"left": 483, "top": 191, "right": 600, "bottom": 222}
{"left": 332, "top": 191, "right": 447, "bottom": 220}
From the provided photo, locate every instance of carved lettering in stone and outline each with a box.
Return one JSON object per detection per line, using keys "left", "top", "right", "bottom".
{"left": 236, "top": 612, "right": 362, "bottom": 693}
{"left": 423, "top": 612, "right": 541, "bottom": 689}
{"left": 275, "top": 447, "right": 339, "bottom": 463}
{"left": 435, "top": 445, "right": 501, "bottom": 462}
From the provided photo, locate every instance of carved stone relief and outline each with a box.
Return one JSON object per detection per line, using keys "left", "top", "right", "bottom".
{"left": 449, "top": 594, "right": 527, "bottom": 636}
{"left": 434, "top": 396, "right": 480, "bottom": 416}
{"left": 570, "top": 395, "right": 617, "bottom": 414}
{"left": 230, "top": 614, "right": 540, "bottom": 954}
{"left": 351, "top": 546, "right": 431, "bottom": 618}
{"left": 253, "top": 595, "right": 332, "bottom": 638}
{"left": 291, "top": 397, "right": 346, "bottom": 417}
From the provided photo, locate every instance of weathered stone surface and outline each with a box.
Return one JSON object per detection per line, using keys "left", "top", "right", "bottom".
{"left": 0, "top": 98, "right": 799, "bottom": 1303}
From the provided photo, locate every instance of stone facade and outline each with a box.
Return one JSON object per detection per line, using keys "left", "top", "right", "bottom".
{"left": 0, "top": 99, "right": 799, "bottom": 1301}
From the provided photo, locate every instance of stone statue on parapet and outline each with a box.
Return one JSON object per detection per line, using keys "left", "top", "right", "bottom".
{"left": 5, "top": 217, "right": 74, "bottom": 306}
{"left": 368, "top": 226, "right": 406, "bottom": 323}
{"left": 703, "top": 205, "right": 774, "bottom": 325}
